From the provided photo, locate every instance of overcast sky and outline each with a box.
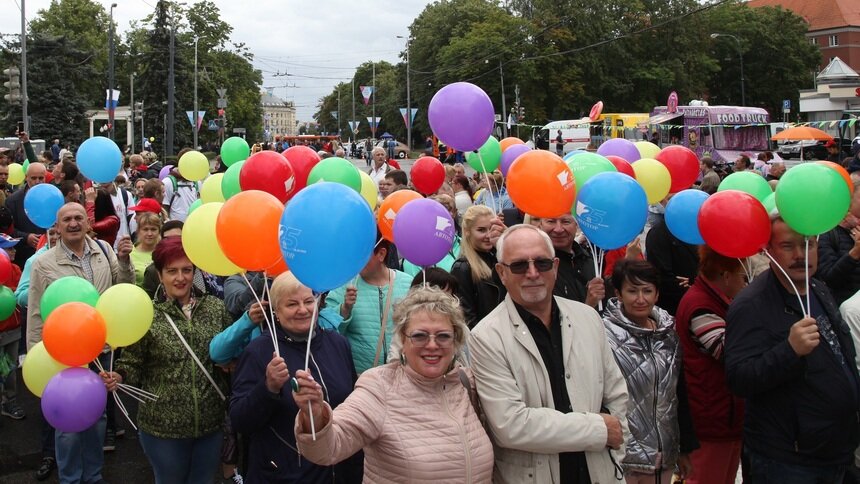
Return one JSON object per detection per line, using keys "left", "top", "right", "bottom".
{"left": 0, "top": 0, "right": 431, "bottom": 121}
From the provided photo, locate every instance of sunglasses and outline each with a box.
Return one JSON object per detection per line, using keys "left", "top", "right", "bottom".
{"left": 500, "top": 257, "right": 555, "bottom": 274}
{"left": 406, "top": 331, "right": 455, "bottom": 348}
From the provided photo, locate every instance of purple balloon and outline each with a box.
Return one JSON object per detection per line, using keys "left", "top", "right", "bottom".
{"left": 41, "top": 367, "right": 107, "bottom": 433}
{"left": 501, "top": 144, "right": 531, "bottom": 176}
{"left": 596, "top": 138, "right": 641, "bottom": 164}
{"left": 393, "top": 198, "right": 456, "bottom": 267}
{"left": 428, "top": 82, "right": 495, "bottom": 153}
{"left": 159, "top": 165, "right": 174, "bottom": 180}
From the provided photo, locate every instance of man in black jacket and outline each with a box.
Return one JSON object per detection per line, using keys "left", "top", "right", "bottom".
{"left": 725, "top": 217, "right": 860, "bottom": 481}
{"left": 538, "top": 214, "right": 604, "bottom": 308}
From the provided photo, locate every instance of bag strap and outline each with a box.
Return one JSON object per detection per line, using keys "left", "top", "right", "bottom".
{"left": 458, "top": 367, "right": 486, "bottom": 427}
{"left": 372, "top": 270, "right": 395, "bottom": 368}
{"left": 162, "top": 310, "right": 226, "bottom": 401}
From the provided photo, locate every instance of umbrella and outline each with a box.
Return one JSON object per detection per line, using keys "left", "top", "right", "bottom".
{"left": 379, "top": 132, "right": 394, "bottom": 139}
{"left": 770, "top": 126, "right": 833, "bottom": 161}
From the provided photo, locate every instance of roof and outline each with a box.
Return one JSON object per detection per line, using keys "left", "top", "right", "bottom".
{"left": 747, "top": 0, "right": 860, "bottom": 31}
{"left": 817, "top": 56, "right": 860, "bottom": 82}
{"left": 260, "top": 92, "right": 291, "bottom": 107}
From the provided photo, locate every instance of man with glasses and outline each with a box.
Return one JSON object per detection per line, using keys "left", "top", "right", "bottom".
{"left": 470, "top": 224, "right": 629, "bottom": 483}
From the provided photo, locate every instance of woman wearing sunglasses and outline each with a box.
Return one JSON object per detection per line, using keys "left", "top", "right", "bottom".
{"left": 292, "top": 287, "right": 493, "bottom": 483}
{"left": 601, "top": 260, "right": 698, "bottom": 484}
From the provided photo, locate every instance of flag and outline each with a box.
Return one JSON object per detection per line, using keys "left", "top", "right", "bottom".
{"left": 105, "top": 89, "right": 120, "bottom": 123}
{"left": 366, "top": 116, "right": 381, "bottom": 135}
{"left": 330, "top": 111, "right": 338, "bottom": 119}
{"left": 348, "top": 121, "right": 359, "bottom": 134}
{"left": 360, "top": 85, "right": 375, "bottom": 105}
{"left": 399, "top": 108, "right": 418, "bottom": 129}
{"left": 186, "top": 111, "right": 206, "bottom": 131}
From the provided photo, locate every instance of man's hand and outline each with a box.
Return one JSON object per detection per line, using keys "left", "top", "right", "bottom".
{"left": 265, "top": 353, "right": 290, "bottom": 394}
{"left": 584, "top": 277, "right": 605, "bottom": 308}
{"left": 489, "top": 216, "right": 507, "bottom": 245}
{"left": 26, "top": 233, "right": 39, "bottom": 249}
{"left": 340, "top": 286, "right": 357, "bottom": 319}
{"left": 625, "top": 236, "right": 642, "bottom": 260}
{"left": 789, "top": 317, "right": 820, "bottom": 356}
{"left": 676, "top": 276, "right": 691, "bottom": 289}
{"left": 248, "top": 301, "right": 268, "bottom": 325}
{"left": 116, "top": 235, "right": 133, "bottom": 260}
{"left": 849, "top": 227, "right": 860, "bottom": 260}
{"left": 600, "top": 413, "right": 623, "bottom": 449}
{"left": 17, "top": 131, "right": 29, "bottom": 143}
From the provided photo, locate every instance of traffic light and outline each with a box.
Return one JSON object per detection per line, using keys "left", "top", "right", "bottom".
{"left": 3, "top": 66, "right": 20, "bottom": 104}
{"left": 518, "top": 105, "right": 525, "bottom": 121}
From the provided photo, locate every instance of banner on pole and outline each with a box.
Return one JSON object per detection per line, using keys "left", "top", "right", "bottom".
{"left": 330, "top": 111, "right": 339, "bottom": 119}
{"left": 399, "top": 108, "right": 418, "bottom": 128}
{"left": 360, "top": 85, "right": 375, "bottom": 105}
{"left": 366, "top": 116, "right": 381, "bottom": 135}
{"left": 186, "top": 110, "right": 206, "bottom": 131}
{"left": 348, "top": 121, "right": 359, "bottom": 134}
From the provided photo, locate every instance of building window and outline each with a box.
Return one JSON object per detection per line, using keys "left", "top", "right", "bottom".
{"left": 829, "top": 35, "right": 838, "bottom": 46}
{"left": 809, "top": 37, "right": 817, "bottom": 45}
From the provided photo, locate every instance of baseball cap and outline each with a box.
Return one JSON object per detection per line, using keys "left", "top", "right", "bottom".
{"left": 128, "top": 198, "right": 162, "bottom": 214}
{"left": 0, "top": 233, "right": 21, "bottom": 249}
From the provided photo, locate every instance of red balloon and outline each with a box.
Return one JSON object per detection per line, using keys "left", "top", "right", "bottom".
{"left": 656, "top": 145, "right": 700, "bottom": 193}
{"left": 239, "top": 151, "right": 296, "bottom": 203}
{"left": 0, "top": 250, "right": 11, "bottom": 285}
{"left": 698, "top": 190, "right": 770, "bottom": 258}
{"left": 605, "top": 155, "right": 635, "bottom": 179}
{"left": 283, "top": 146, "right": 321, "bottom": 197}
{"left": 411, "top": 156, "right": 446, "bottom": 195}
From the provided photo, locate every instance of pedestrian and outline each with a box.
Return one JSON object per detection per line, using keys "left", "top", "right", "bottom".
{"left": 538, "top": 214, "right": 604, "bottom": 307}
{"left": 6, "top": 162, "right": 47, "bottom": 268}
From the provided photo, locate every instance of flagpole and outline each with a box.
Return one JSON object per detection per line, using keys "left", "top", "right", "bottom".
{"left": 372, "top": 62, "right": 376, "bottom": 139}
{"left": 351, "top": 77, "right": 355, "bottom": 142}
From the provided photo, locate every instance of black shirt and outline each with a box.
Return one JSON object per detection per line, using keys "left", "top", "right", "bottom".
{"left": 515, "top": 299, "right": 591, "bottom": 483}
{"left": 553, "top": 244, "right": 596, "bottom": 304}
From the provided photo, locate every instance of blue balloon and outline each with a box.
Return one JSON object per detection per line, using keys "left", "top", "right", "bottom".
{"left": 575, "top": 172, "right": 647, "bottom": 250}
{"left": 665, "top": 189, "right": 709, "bottom": 245}
{"left": 279, "top": 182, "right": 376, "bottom": 292}
{"left": 24, "top": 184, "right": 64, "bottom": 229}
{"left": 77, "top": 136, "right": 122, "bottom": 183}
{"left": 562, "top": 149, "right": 587, "bottom": 161}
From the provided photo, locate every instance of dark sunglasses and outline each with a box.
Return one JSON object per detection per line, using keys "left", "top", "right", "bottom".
{"left": 500, "top": 257, "right": 555, "bottom": 275}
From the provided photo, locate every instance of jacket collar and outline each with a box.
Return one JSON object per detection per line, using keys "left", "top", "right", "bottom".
{"left": 695, "top": 274, "right": 732, "bottom": 309}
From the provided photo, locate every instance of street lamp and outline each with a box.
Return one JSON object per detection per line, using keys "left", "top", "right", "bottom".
{"left": 710, "top": 33, "right": 745, "bottom": 106}
{"left": 108, "top": 3, "right": 117, "bottom": 139}
{"left": 396, "top": 35, "right": 411, "bottom": 154}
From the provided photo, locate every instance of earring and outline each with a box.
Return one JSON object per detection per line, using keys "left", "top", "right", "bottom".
{"left": 399, "top": 354, "right": 407, "bottom": 366}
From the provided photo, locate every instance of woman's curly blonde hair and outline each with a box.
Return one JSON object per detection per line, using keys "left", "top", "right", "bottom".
{"left": 388, "top": 286, "right": 470, "bottom": 364}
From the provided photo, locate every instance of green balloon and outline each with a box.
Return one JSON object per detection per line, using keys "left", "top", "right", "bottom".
{"left": 187, "top": 198, "right": 203, "bottom": 216}
{"left": 221, "top": 159, "right": 245, "bottom": 199}
{"left": 776, "top": 163, "right": 850, "bottom": 236}
{"left": 22, "top": 160, "right": 29, "bottom": 173}
{"left": 307, "top": 157, "right": 361, "bottom": 192}
{"left": 717, "top": 171, "right": 772, "bottom": 203}
{"left": 40, "top": 276, "right": 99, "bottom": 321}
{"left": 566, "top": 152, "right": 617, "bottom": 190}
{"left": 0, "top": 286, "right": 15, "bottom": 320}
{"left": 466, "top": 136, "right": 502, "bottom": 173}
{"left": 221, "top": 137, "right": 250, "bottom": 167}
{"left": 763, "top": 193, "right": 776, "bottom": 215}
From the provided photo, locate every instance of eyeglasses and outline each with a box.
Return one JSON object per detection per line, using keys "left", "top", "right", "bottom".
{"left": 500, "top": 258, "right": 555, "bottom": 275}
{"left": 405, "top": 331, "right": 455, "bottom": 348}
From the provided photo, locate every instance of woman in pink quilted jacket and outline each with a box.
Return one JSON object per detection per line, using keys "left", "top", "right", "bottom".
{"left": 293, "top": 287, "right": 493, "bottom": 483}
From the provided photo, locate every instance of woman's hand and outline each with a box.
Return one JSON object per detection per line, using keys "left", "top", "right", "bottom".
{"left": 265, "top": 353, "right": 290, "bottom": 394}
{"left": 248, "top": 301, "right": 268, "bottom": 326}
{"left": 85, "top": 187, "right": 97, "bottom": 203}
{"left": 100, "top": 371, "right": 122, "bottom": 392}
{"left": 340, "top": 286, "right": 357, "bottom": 319}
{"left": 293, "top": 369, "right": 328, "bottom": 431}
{"left": 677, "top": 453, "right": 693, "bottom": 480}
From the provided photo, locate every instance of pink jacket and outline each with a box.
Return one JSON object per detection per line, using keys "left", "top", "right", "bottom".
{"left": 295, "top": 361, "right": 493, "bottom": 483}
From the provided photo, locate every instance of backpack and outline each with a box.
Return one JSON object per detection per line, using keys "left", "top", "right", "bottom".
{"left": 167, "top": 175, "right": 200, "bottom": 206}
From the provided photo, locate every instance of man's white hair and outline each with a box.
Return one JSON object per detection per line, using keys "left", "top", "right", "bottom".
{"left": 496, "top": 224, "right": 555, "bottom": 262}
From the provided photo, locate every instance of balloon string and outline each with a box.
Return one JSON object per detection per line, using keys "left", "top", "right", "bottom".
{"left": 241, "top": 272, "right": 278, "bottom": 358}
{"left": 737, "top": 257, "right": 752, "bottom": 283}
{"left": 805, "top": 237, "right": 811, "bottom": 317}
{"left": 762, "top": 249, "right": 808, "bottom": 316}
{"left": 587, "top": 240, "right": 604, "bottom": 312}
{"left": 303, "top": 294, "right": 321, "bottom": 441}
{"left": 422, "top": 267, "right": 427, "bottom": 289}
{"left": 262, "top": 271, "right": 278, "bottom": 346}
{"left": 477, "top": 152, "right": 498, "bottom": 215}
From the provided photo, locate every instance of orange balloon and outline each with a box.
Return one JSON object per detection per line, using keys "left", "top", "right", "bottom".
{"left": 377, "top": 190, "right": 422, "bottom": 241}
{"left": 500, "top": 136, "right": 525, "bottom": 152}
{"left": 816, "top": 161, "right": 853, "bottom": 194}
{"left": 506, "top": 150, "right": 576, "bottom": 218}
{"left": 216, "top": 190, "right": 285, "bottom": 271}
{"left": 43, "top": 302, "right": 106, "bottom": 367}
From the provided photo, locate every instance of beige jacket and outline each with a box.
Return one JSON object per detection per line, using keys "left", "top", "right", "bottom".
{"left": 26, "top": 237, "right": 135, "bottom": 350}
{"left": 295, "top": 361, "right": 494, "bottom": 483}
{"left": 469, "top": 296, "right": 630, "bottom": 484}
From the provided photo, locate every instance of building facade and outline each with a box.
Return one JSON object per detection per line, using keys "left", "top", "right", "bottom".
{"left": 260, "top": 92, "right": 297, "bottom": 140}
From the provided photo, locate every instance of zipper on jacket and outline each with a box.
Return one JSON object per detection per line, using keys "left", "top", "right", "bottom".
{"left": 645, "top": 337, "right": 663, "bottom": 476}
{"left": 442, "top": 381, "right": 472, "bottom": 482}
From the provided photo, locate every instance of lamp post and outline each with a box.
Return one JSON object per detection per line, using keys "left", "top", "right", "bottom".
{"left": 193, "top": 36, "right": 198, "bottom": 150}
{"left": 397, "top": 35, "right": 411, "bottom": 153}
{"left": 108, "top": 3, "right": 117, "bottom": 139}
{"left": 710, "top": 33, "right": 745, "bottom": 106}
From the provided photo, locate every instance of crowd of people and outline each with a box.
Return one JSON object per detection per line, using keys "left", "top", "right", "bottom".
{"left": 1, "top": 130, "right": 860, "bottom": 484}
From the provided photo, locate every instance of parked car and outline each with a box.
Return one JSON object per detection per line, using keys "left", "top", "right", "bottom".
{"left": 376, "top": 140, "right": 409, "bottom": 159}
{"left": 777, "top": 137, "right": 852, "bottom": 160}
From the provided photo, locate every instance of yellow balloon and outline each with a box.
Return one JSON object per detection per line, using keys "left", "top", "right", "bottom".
{"left": 632, "top": 158, "right": 672, "bottom": 204}
{"left": 634, "top": 141, "right": 661, "bottom": 160}
{"left": 182, "top": 202, "right": 242, "bottom": 276}
{"left": 23, "top": 341, "right": 69, "bottom": 397}
{"left": 178, "top": 150, "right": 210, "bottom": 181}
{"left": 7, "top": 162, "right": 24, "bottom": 185}
{"left": 97, "top": 283, "right": 154, "bottom": 348}
{"left": 358, "top": 170, "right": 378, "bottom": 210}
{"left": 200, "top": 173, "right": 226, "bottom": 204}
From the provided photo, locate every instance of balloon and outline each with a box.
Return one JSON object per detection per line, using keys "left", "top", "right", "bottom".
{"left": 158, "top": 165, "right": 174, "bottom": 180}
{"left": 24, "top": 184, "right": 64, "bottom": 228}
{"left": 23, "top": 341, "right": 70, "bottom": 397}
{"left": 0, "top": 250, "right": 11, "bottom": 285}
{"left": 699, "top": 190, "right": 771, "bottom": 257}
{"left": 466, "top": 137, "right": 502, "bottom": 173}
{"left": 507, "top": 150, "right": 576, "bottom": 218}
{"left": 634, "top": 141, "right": 661, "bottom": 160}
{"left": 149, "top": 137, "right": 155, "bottom": 142}
{"left": 239, "top": 151, "right": 296, "bottom": 203}
{"left": 358, "top": 171, "right": 378, "bottom": 210}
{"left": 221, "top": 137, "right": 250, "bottom": 167}
{"left": 42, "top": 302, "right": 106, "bottom": 367}
{"left": 605, "top": 155, "right": 636, "bottom": 178}
{"left": 500, "top": 144, "right": 530, "bottom": 177}
{"left": 77, "top": 136, "right": 122, "bottom": 183}
{"left": 183, "top": 202, "right": 242, "bottom": 276}
{"left": 199, "top": 173, "right": 225, "bottom": 203}
{"left": 597, "top": 138, "right": 641, "bottom": 163}
{"left": 393, "top": 199, "right": 456, "bottom": 267}
{"left": 97, "top": 284, "right": 154, "bottom": 348}
{"left": 816, "top": 161, "right": 853, "bottom": 194}
{"left": 718, "top": 171, "right": 772, "bottom": 204}
{"left": 776, "top": 163, "right": 850, "bottom": 236}
{"left": 378, "top": 190, "right": 423, "bottom": 242}
{"left": 7, "top": 162, "right": 24, "bottom": 185}
{"left": 499, "top": 137, "right": 525, "bottom": 152}
{"left": 411, "top": 156, "right": 446, "bottom": 195}
{"left": 0, "top": 286, "right": 14, "bottom": 319}
{"left": 217, "top": 190, "right": 284, "bottom": 271}
{"left": 562, "top": 150, "right": 588, "bottom": 161}
{"left": 656, "top": 145, "right": 700, "bottom": 193}
{"left": 307, "top": 157, "right": 361, "bottom": 192}
{"left": 665, "top": 189, "right": 709, "bottom": 244}
{"left": 22, "top": 160, "right": 29, "bottom": 173}
{"left": 279, "top": 182, "right": 376, "bottom": 292}
{"left": 178, "top": 150, "right": 210, "bottom": 181}
{"left": 221, "top": 160, "right": 245, "bottom": 199}
{"left": 264, "top": 255, "right": 290, "bottom": 277}
{"left": 41, "top": 276, "right": 99, "bottom": 321}
{"left": 428, "top": 82, "right": 495, "bottom": 152}
{"left": 631, "top": 158, "right": 671, "bottom": 204}
{"left": 187, "top": 199, "right": 203, "bottom": 216}
{"left": 41, "top": 367, "right": 107, "bottom": 433}
{"left": 283, "top": 145, "right": 321, "bottom": 196}
{"left": 763, "top": 192, "right": 776, "bottom": 214}
{"left": 575, "top": 172, "right": 648, "bottom": 250}
{"left": 566, "top": 153, "right": 617, "bottom": 193}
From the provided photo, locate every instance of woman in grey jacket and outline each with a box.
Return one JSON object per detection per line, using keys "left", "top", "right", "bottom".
{"left": 602, "top": 260, "right": 698, "bottom": 484}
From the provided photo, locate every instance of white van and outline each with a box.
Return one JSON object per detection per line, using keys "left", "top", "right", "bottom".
{"left": 531, "top": 120, "right": 591, "bottom": 155}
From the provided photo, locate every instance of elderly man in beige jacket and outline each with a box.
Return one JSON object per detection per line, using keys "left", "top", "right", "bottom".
{"left": 470, "top": 224, "right": 629, "bottom": 484}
